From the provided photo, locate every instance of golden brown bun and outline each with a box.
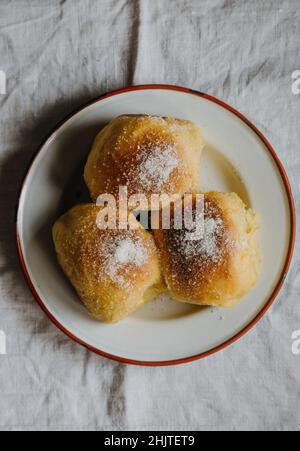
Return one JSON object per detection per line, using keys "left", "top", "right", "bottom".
{"left": 84, "top": 115, "right": 204, "bottom": 208}
{"left": 153, "top": 192, "right": 261, "bottom": 307}
{"left": 53, "top": 204, "right": 165, "bottom": 323}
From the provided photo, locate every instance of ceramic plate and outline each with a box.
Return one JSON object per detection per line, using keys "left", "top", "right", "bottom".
{"left": 16, "top": 85, "right": 296, "bottom": 366}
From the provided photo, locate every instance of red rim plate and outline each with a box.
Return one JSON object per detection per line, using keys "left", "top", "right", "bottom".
{"left": 16, "top": 84, "right": 296, "bottom": 366}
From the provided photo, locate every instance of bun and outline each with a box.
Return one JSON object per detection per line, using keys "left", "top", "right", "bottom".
{"left": 153, "top": 192, "right": 261, "bottom": 307}
{"left": 53, "top": 204, "right": 165, "bottom": 323}
{"left": 53, "top": 112, "right": 262, "bottom": 322}
{"left": 84, "top": 115, "right": 204, "bottom": 209}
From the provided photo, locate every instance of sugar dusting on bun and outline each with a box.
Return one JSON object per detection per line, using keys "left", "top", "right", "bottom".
{"left": 53, "top": 204, "right": 166, "bottom": 323}
{"left": 84, "top": 115, "right": 204, "bottom": 207}
{"left": 153, "top": 192, "right": 261, "bottom": 307}
{"left": 85, "top": 230, "right": 151, "bottom": 290}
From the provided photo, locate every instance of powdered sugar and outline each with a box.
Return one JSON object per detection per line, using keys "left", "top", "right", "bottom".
{"left": 113, "top": 238, "right": 146, "bottom": 266}
{"left": 102, "top": 236, "right": 148, "bottom": 288}
{"left": 167, "top": 199, "right": 235, "bottom": 267}
{"left": 181, "top": 215, "right": 225, "bottom": 263}
{"left": 198, "top": 217, "right": 224, "bottom": 261}
{"left": 137, "top": 143, "right": 180, "bottom": 190}
{"left": 109, "top": 116, "right": 193, "bottom": 193}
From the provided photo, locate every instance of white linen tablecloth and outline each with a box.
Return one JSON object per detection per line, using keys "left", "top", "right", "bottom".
{"left": 0, "top": 0, "right": 299, "bottom": 431}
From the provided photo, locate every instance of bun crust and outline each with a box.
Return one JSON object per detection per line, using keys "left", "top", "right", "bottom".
{"left": 84, "top": 115, "right": 204, "bottom": 207}
{"left": 153, "top": 192, "right": 261, "bottom": 307}
{"left": 53, "top": 204, "right": 165, "bottom": 323}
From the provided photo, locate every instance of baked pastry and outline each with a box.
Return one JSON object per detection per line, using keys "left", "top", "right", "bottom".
{"left": 153, "top": 192, "right": 261, "bottom": 307}
{"left": 84, "top": 115, "right": 204, "bottom": 209}
{"left": 53, "top": 204, "right": 165, "bottom": 323}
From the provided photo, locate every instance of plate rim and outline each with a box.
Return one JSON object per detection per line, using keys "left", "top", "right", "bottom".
{"left": 15, "top": 84, "right": 296, "bottom": 366}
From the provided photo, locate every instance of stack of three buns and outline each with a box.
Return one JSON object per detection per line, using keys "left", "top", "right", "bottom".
{"left": 53, "top": 115, "right": 261, "bottom": 323}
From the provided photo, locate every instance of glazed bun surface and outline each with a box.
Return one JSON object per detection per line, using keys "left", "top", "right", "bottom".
{"left": 153, "top": 192, "right": 261, "bottom": 307}
{"left": 53, "top": 204, "right": 165, "bottom": 323}
{"left": 84, "top": 115, "right": 204, "bottom": 207}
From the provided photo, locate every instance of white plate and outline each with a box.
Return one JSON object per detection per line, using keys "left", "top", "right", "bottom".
{"left": 16, "top": 85, "right": 296, "bottom": 366}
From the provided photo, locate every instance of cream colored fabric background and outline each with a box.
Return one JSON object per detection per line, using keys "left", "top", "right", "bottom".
{"left": 0, "top": 0, "right": 299, "bottom": 431}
